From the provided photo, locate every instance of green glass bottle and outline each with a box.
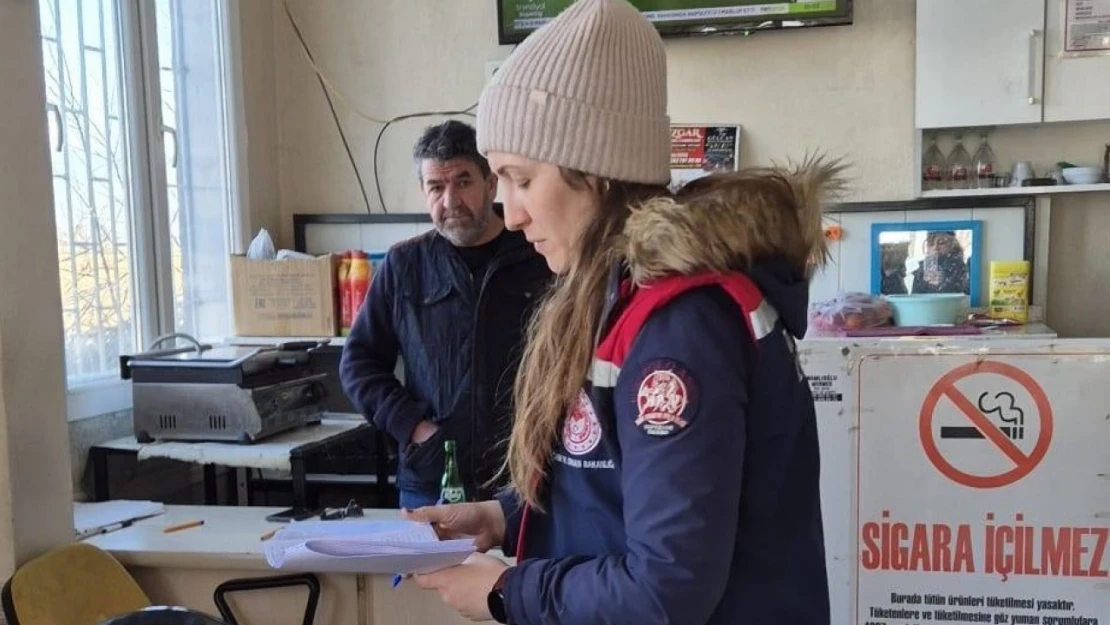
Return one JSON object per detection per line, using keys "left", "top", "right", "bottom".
{"left": 440, "top": 439, "right": 466, "bottom": 504}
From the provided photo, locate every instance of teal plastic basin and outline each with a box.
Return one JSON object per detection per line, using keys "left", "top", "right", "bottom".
{"left": 884, "top": 293, "right": 966, "bottom": 326}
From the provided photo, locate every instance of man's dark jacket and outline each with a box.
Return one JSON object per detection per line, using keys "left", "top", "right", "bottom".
{"left": 340, "top": 228, "right": 551, "bottom": 500}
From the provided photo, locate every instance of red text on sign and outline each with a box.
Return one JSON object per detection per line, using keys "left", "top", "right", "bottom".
{"left": 860, "top": 511, "right": 1109, "bottom": 581}
{"left": 860, "top": 511, "right": 976, "bottom": 573}
{"left": 985, "top": 513, "right": 1109, "bottom": 581}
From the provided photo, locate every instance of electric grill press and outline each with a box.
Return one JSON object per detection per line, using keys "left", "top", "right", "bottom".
{"left": 120, "top": 334, "right": 329, "bottom": 444}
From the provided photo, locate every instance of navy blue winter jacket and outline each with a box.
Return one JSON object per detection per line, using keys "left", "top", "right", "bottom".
{"left": 340, "top": 228, "right": 550, "bottom": 500}
{"left": 496, "top": 206, "right": 831, "bottom": 625}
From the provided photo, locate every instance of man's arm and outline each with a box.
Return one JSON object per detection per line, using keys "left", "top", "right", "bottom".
{"left": 340, "top": 253, "right": 432, "bottom": 446}
{"left": 502, "top": 286, "right": 751, "bottom": 625}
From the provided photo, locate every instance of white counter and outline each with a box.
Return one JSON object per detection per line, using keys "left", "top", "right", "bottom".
{"left": 86, "top": 504, "right": 310, "bottom": 570}
{"left": 801, "top": 322, "right": 1057, "bottom": 342}
{"left": 86, "top": 504, "right": 506, "bottom": 570}
{"left": 83, "top": 504, "right": 494, "bottom": 625}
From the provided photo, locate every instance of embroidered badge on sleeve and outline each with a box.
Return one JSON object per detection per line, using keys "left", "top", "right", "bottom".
{"left": 634, "top": 359, "right": 699, "bottom": 437}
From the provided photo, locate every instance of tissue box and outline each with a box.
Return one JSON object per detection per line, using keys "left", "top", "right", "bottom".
{"left": 230, "top": 254, "right": 338, "bottom": 337}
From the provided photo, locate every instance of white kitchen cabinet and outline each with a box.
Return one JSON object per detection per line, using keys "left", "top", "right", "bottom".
{"left": 916, "top": 0, "right": 1046, "bottom": 129}
{"left": 1043, "top": 0, "right": 1110, "bottom": 123}
{"left": 917, "top": 0, "right": 1110, "bottom": 129}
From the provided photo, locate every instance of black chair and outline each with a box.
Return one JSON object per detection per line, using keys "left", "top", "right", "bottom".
{"left": 95, "top": 573, "right": 321, "bottom": 625}
{"left": 213, "top": 573, "right": 320, "bottom": 625}
{"left": 96, "top": 607, "right": 230, "bottom": 625}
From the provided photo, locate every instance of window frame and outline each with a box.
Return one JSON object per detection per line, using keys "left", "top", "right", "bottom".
{"left": 59, "top": 0, "right": 249, "bottom": 421}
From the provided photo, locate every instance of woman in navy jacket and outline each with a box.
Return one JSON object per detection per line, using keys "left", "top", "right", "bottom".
{"left": 408, "top": 1, "right": 840, "bottom": 623}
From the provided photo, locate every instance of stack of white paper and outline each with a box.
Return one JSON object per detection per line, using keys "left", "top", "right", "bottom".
{"left": 263, "top": 519, "right": 475, "bottom": 575}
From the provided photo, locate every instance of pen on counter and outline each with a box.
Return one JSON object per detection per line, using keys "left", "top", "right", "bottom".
{"left": 162, "top": 519, "right": 205, "bottom": 534}
{"left": 77, "top": 519, "right": 134, "bottom": 540}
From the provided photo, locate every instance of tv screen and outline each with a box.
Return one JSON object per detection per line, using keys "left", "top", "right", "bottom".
{"left": 497, "top": 0, "right": 853, "bottom": 45}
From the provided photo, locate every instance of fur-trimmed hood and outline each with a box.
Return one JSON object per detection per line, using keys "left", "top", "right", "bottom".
{"left": 618, "top": 156, "right": 848, "bottom": 337}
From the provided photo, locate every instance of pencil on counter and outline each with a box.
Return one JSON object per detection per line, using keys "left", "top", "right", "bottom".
{"left": 162, "top": 519, "right": 205, "bottom": 534}
{"left": 260, "top": 528, "right": 278, "bottom": 542}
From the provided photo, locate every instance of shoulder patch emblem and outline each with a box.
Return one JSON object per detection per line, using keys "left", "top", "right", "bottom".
{"left": 563, "top": 389, "right": 602, "bottom": 456}
{"left": 634, "top": 359, "right": 697, "bottom": 437}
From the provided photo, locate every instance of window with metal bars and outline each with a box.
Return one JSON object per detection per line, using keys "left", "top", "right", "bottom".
{"left": 39, "top": 0, "right": 241, "bottom": 414}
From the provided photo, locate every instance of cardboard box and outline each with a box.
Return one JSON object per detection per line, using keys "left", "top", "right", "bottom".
{"left": 230, "top": 254, "right": 338, "bottom": 337}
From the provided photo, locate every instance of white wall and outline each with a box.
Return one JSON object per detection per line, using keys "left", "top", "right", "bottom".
{"left": 238, "top": 0, "right": 283, "bottom": 247}
{"left": 1044, "top": 193, "right": 1110, "bottom": 337}
{"left": 272, "top": 0, "right": 914, "bottom": 227}
{"left": 262, "top": 0, "right": 1110, "bottom": 336}
{"left": 0, "top": 0, "right": 76, "bottom": 578}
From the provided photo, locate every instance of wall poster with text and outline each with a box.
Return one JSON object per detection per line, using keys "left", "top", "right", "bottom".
{"left": 669, "top": 124, "right": 741, "bottom": 192}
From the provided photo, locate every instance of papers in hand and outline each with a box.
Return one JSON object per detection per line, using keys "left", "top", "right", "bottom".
{"left": 263, "top": 519, "right": 475, "bottom": 575}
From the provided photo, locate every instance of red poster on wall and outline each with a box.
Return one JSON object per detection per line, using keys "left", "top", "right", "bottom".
{"left": 669, "top": 124, "right": 741, "bottom": 192}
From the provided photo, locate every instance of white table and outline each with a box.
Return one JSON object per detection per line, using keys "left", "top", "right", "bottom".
{"left": 89, "top": 417, "right": 382, "bottom": 510}
{"left": 85, "top": 505, "right": 502, "bottom": 625}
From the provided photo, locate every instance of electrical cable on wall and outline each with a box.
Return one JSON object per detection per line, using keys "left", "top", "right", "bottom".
{"left": 281, "top": 0, "right": 485, "bottom": 214}
{"left": 282, "top": 0, "right": 374, "bottom": 214}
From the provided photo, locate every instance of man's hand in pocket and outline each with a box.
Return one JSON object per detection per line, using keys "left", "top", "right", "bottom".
{"left": 410, "top": 419, "right": 439, "bottom": 446}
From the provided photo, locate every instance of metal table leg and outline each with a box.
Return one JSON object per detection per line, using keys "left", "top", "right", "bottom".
{"left": 290, "top": 455, "right": 307, "bottom": 511}
{"left": 227, "top": 467, "right": 238, "bottom": 505}
{"left": 204, "top": 464, "right": 218, "bottom": 504}
{"left": 90, "top": 447, "right": 111, "bottom": 501}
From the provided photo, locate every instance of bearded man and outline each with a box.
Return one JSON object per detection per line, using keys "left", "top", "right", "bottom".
{"left": 341, "top": 120, "right": 551, "bottom": 508}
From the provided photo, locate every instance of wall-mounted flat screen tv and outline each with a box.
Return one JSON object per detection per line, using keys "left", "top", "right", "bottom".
{"left": 497, "top": 0, "right": 853, "bottom": 45}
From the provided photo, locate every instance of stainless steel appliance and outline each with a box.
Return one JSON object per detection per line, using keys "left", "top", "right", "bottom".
{"left": 120, "top": 335, "right": 329, "bottom": 444}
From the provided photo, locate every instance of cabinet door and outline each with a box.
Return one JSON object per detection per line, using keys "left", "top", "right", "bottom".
{"left": 1043, "top": 0, "right": 1110, "bottom": 122}
{"left": 916, "top": 0, "right": 1046, "bottom": 128}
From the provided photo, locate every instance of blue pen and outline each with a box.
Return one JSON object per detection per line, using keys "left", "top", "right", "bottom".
{"left": 393, "top": 496, "right": 445, "bottom": 588}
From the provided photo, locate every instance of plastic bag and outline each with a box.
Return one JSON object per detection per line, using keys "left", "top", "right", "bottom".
{"left": 276, "top": 249, "right": 315, "bottom": 261}
{"left": 246, "top": 228, "right": 276, "bottom": 260}
{"left": 808, "top": 292, "right": 893, "bottom": 334}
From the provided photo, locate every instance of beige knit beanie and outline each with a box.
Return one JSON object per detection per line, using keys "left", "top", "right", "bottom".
{"left": 477, "top": 0, "right": 671, "bottom": 185}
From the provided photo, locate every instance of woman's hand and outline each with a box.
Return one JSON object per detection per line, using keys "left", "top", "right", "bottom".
{"left": 402, "top": 499, "right": 506, "bottom": 553}
{"left": 412, "top": 553, "right": 508, "bottom": 621}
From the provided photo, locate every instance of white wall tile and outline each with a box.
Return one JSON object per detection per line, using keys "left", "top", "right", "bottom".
{"left": 809, "top": 206, "right": 1028, "bottom": 308}
{"left": 810, "top": 213, "right": 843, "bottom": 304}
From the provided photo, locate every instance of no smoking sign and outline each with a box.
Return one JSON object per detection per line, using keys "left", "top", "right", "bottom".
{"left": 918, "top": 361, "right": 1053, "bottom": 489}
{"left": 857, "top": 350, "right": 1107, "bottom": 625}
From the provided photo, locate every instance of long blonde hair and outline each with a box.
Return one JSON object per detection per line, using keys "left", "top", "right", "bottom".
{"left": 504, "top": 170, "right": 666, "bottom": 510}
